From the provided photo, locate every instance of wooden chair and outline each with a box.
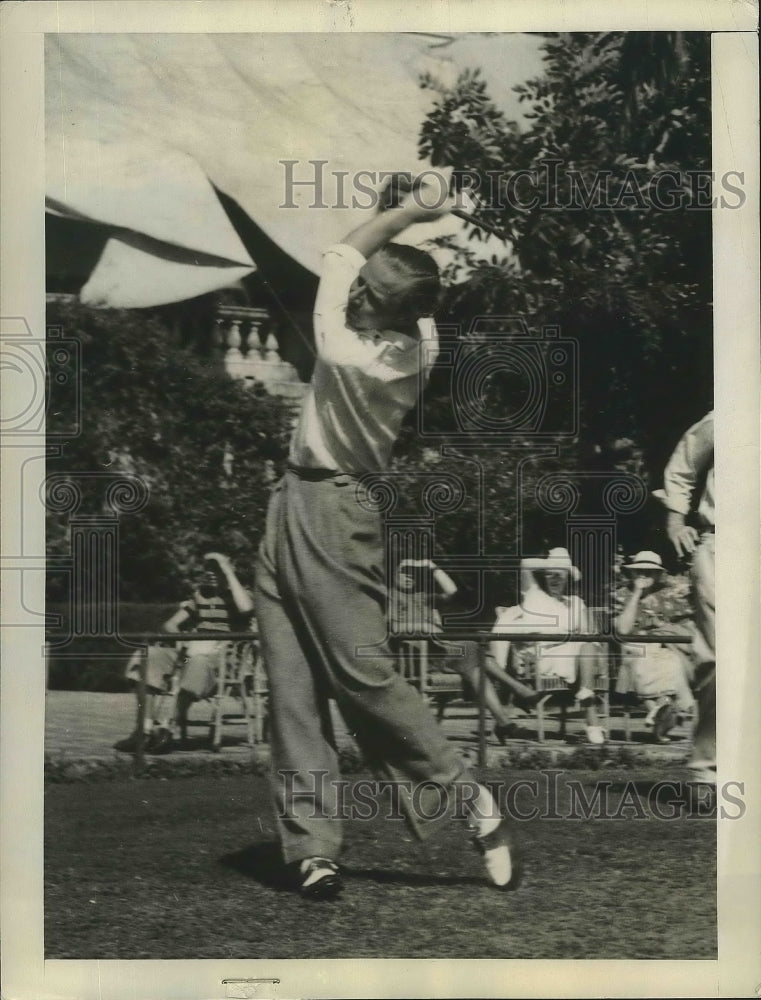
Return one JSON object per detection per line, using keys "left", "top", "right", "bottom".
{"left": 494, "top": 606, "right": 610, "bottom": 743}
{"left": 207, "top": 638, "right": 268, "bottom": 750}
{"left": 533, "top": 661, "right": 610, "bottom": 743}
{"left": 396, "top": 639, "right": 464, "bottom": 721}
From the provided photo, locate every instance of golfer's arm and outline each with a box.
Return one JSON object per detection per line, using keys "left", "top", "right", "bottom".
{"left": 655, "top": 418, "right": 711, "bottom": 515}
{"left": 342, "top": 206, "right": 417, "bottom": 259}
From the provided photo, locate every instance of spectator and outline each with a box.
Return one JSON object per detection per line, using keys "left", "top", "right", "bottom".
{"left": 115, "top": 552, "right": 254, "bottom": 754}
{"left": 612, "top": 550, "right": 696, "bottom": 742}
{"left": 387, "top": 559, "right": 536, "bottom": 743}
{"left": 492, "top": 548, "right": 607, "bottom": 745}
{"left": 653, "top": 411, "right": 715, "bottom": 782}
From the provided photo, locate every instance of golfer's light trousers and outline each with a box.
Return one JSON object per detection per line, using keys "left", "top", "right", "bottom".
{"left": 254, "top": 469, "right": 468, "bottom": 864}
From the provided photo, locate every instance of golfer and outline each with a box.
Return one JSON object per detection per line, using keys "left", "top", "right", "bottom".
{"left": 254, "top": 173, "right": 517, "bottom": 899}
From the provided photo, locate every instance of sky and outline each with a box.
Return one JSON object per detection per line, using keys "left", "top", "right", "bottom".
{"left": 45, "top": 31, "right": 549, "bottom": 304}
{"left": 425, "top": 32, "right": 548, "bottom": 129}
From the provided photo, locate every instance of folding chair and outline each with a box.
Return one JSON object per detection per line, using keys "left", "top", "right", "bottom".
{"left": 494, "top": 605, "right": 610, "bottom": 743}
{"left": 533, "top": 662, "right": 610, "bottom": 743}
{"left": 397, "top": 638, "right": 429, "bottom": 691}
{"left": 396, "top": 639, "right": 463, "bottom": 721}
{"left": 208, "top": 638, "right": 267, "bottom": 750}
{"left": 537, "top": 611, "right": 610, "bottom": 741}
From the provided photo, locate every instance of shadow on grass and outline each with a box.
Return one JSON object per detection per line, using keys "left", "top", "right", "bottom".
{"left": 342, "top": 866, "right": 485, "bottom": 888}
{"left": 219, "top": 841, "right": 485, "bottom": 890}
{"left": 219, "top": 841, "right": 292, "bottom": 890}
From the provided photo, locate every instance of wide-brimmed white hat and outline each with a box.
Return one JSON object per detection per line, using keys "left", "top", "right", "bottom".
{"left": 622, "top": 550, "right": 664, "bottom": 573}
{"left": 522, "top": 547, "right": 581, "bottom": 582}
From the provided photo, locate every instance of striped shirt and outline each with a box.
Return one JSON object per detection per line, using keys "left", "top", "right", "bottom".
{"left": 178, "top": 590, "right": 239, "bottom": 654}
{"left": 179, "top": 590, "right": 234, "bottom": 633}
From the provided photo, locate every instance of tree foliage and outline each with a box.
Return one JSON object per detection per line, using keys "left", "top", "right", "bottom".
{"left": 46, "top": 299, "right": 292, "bottom": 604}
{"left": 419, "top": 32, "right": 713, "bottom": 475}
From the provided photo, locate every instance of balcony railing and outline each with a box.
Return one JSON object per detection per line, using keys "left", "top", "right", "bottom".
{"left": 216, "top": 305, "right": 307, "bottom": 402}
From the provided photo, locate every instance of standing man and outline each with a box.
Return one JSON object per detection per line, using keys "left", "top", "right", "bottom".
{"left": 654, "top": 411, "right": 715, "bottom": 783}
{"left": 255, "top": 174, "right": 517, "bottom": 899}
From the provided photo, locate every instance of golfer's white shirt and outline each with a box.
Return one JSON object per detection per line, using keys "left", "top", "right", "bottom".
{"left": 289, "top": 243, "right": 438, "bottom": 474}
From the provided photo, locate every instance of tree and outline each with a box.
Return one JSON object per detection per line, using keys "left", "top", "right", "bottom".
{"left": 418, "top": 32, "right": 713, "bottom": 477}
{"left": 46, "top": 299, "right": 292, "bottom": 604}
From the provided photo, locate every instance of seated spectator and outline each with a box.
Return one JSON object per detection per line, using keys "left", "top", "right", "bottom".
{"left": 114, "top": 552, "right": 254, "bottom": 754}
{"left": 117, "top": 644, "right": 179, "bottom": 754}
{"left": 491, "top": 548, "right": 607, "bottom": 745}
{"left": 612, "top": 550, "right": 696, "bottom": 743}
{"left": 388, "top": 559, "right": 539, "bottom": 744}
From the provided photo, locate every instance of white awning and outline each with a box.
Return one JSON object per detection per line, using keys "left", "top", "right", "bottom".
{"left": 46, "top": 33, "right": 540, "bottom": 307}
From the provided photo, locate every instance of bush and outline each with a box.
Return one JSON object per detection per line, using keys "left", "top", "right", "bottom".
{"left": 45, "top": 299, "right": 293, "bottom": 607}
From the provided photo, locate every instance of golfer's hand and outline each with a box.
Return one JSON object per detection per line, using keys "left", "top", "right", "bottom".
{"left": 397, "top": 170, "right": 457, "bottom": 223}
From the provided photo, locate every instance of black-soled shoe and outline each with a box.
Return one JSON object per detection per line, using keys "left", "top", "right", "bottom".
{"left": 113, "top": 730, "right": 144, "bottom": 754}
{"left": 294, "top": 857, "right": 344, "bottom": 900}
{"left": 652, "top": 702, "right": 677, "bottom": 744}
{"left": 146, "top": 727, "right": 174, "bottom": 755}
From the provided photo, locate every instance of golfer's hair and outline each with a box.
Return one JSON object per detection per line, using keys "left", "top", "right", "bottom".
{"left": 377, "top": 243, "right": 441, "bottom": 317}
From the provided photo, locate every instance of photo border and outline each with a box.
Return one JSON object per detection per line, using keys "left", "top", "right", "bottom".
{"left": 1, "top": 2, "right": 759, "bottom": 998}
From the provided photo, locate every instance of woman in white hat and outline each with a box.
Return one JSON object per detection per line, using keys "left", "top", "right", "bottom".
{"left": 492, "top": 548, "right": 607, "bottom": 745}
{"left": 613, "top": 550, "right": 696, "bottom": 742}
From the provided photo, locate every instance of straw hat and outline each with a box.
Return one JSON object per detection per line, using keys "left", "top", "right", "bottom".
{"left": 622, "top": 550, "right": 664, "bottom": 573}
{"left": 522, "top": 547, "right": 581, "bottom": 582}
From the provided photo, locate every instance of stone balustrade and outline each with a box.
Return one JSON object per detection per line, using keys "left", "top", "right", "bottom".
{"left": 216, "top": 305, "right": 307, "bottom": 403}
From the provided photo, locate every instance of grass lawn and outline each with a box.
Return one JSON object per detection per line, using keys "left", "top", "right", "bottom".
{"left": 45, "top": 769, "right": 716, "bottom": 960}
